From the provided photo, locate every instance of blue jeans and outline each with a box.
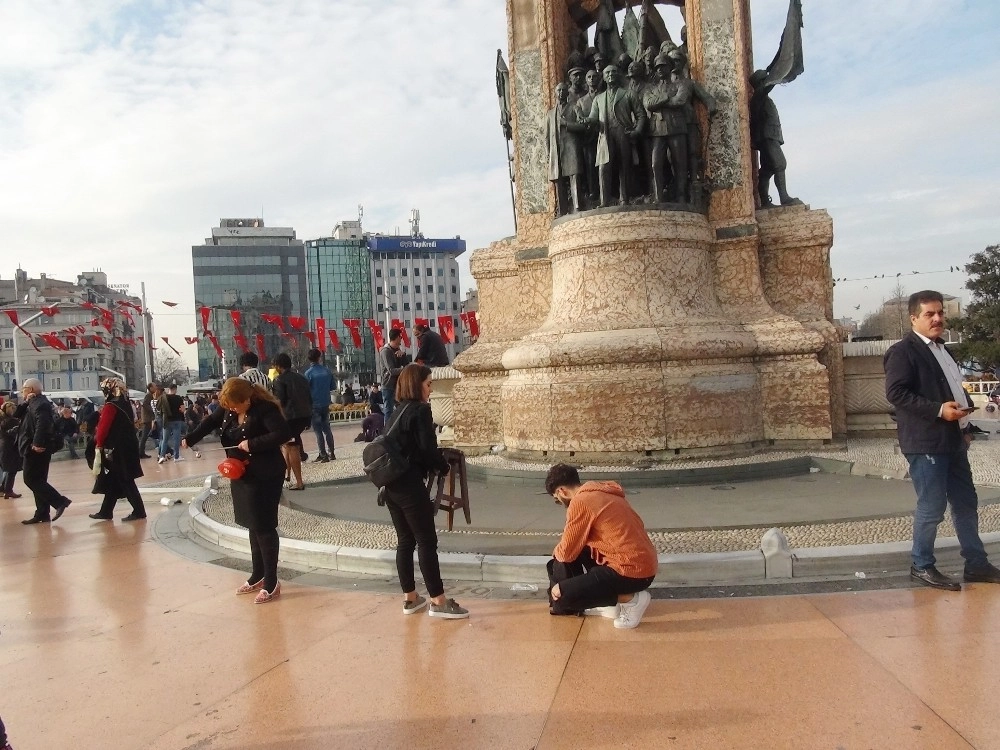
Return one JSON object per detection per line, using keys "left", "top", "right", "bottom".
{"left": 381, "top": 386, "right": 396, "bottom": 421}
{"left": 311, "top": 406, "right": 335, "bottom": 457}
{"left": 907, "top": 449, "right": 988, "bottom": 570}
{"left": 160, "top": 421, "right": 183, "bottom": 458}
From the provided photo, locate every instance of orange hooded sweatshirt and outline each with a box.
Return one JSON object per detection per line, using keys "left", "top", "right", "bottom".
{"left": 553, "top": 481, "right": 658, "bottom": 579}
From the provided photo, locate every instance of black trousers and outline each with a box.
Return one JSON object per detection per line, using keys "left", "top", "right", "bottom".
{"left": 384, "top": 475, "right": 444, "bottom": 598}
{"left": 22, "top": 451, "right": 66, "bottom": 519}
{"left": 548, "top": 547, "right": 655, "bottom": 615}
{"left": 248, "top": 529, "right": 280, "bottom": 592}
{"left": 97, "top": 477, "right": 145, "bottom": 517}
{"left": 137, "top": 422, "right": 152, "bottom": 453}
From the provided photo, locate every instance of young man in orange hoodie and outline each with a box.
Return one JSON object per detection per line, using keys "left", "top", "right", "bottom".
{"left": 545, "top": 463, "right": 658, "bottom": 629}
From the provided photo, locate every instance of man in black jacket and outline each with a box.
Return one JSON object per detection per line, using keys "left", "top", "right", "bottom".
{"left": 412, "top": 323, "right": 449, "bottom": 368}
{"left": 17, "top": 379, "right": 72, "bottom": 524}
{"left": 884, "top": 290, "right": 1000, "bottom": 590}
{"left": 272, "top": 353, "right": 312, "bottom": 490}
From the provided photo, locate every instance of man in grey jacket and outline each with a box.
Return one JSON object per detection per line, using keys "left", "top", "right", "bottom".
{"left": 379, "top": 328, "right": 411, "bottom": 421}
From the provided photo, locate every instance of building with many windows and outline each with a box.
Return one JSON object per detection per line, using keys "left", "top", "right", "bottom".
{"left": 0, "top": 268, "right": 149, "bottom": 393}
{"left": 304, "top": 220, "right": 376, "bottom": 382}
{"left": 303, "top": 218, "right": 467, "bottom": 385}
{"left": 192, "top": 219, "right": 307, "bottom": 379}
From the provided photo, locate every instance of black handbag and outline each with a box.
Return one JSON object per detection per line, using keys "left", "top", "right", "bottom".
{"left": 362, "top": 404, "right": 412, "bottom": 489}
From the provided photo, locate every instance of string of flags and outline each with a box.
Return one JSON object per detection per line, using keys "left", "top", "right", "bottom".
{"left": 2, "top": 302, "right": 480, "bottom": 359}
{"left": 833, "top": 266, "right": 964, "bottom": 284}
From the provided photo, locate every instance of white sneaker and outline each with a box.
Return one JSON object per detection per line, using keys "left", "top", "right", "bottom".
{"left": 194, "top": 451, "right": 202, "bottom": 459}
{"left": 583, "top": 605, "right": 620, "bottom": 619}
{"left": 157, "top": 456, "right": 167, "bottom": 464}
{"left": 613, "top": 590, "right": 651, "bottom": 630}
{"left": 174, "top": 456, "right": 185, "bottom": 462}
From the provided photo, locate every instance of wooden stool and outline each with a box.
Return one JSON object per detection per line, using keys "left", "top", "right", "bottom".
{"left": 425, "top": 448, "right": 471, "bottom": 531}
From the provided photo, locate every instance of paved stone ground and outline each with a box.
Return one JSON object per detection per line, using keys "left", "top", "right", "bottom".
{"left": 192, "top": 428, "right": 1000, "bottom": 555}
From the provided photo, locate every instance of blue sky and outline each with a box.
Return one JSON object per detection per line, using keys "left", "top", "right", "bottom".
{"left": 0, "top": 0, "right": 997, "bottom": 362}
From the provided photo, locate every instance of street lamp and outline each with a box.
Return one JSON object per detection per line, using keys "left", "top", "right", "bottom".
{"left": 12, "top": 309, "right": 46, "bottom": 391}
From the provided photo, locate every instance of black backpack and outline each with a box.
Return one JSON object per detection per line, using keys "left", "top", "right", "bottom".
{"left": 362, "top": 404, "right": 412, "bottom": 489}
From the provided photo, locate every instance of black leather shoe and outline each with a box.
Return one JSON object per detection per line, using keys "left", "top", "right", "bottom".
{"left": 910, "top": 565, "right": 961, "bottom": 591}
{"left": 89, "top": 513, "right": 113, "bottom": 520}
{"left": 963, "top": 562, "right": 1000, "bottom": 584}
{"left": 21, "top": 516, "right": 50, "bottom": 525}
{"left": 52, "top": 499, "right": 71, "bottom": 521}
{"left": 122, "top": 512, "right": 147, "bottom": 522}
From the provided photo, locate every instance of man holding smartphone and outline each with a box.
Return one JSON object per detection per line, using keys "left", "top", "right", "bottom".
{"left": 884, "top": 290, "right": 1000, "bottom": 590}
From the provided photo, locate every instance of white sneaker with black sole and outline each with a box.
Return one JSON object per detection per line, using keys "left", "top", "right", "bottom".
{"left": 583, "top": 605, "right": 620, "bottom": 619}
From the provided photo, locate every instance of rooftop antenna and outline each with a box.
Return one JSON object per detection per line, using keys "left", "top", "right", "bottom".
{"left": 358, "top": 204, "right": 364, "bottom": 224}
{"left": 409, "top": 208, "right": 421, "bottom": 238}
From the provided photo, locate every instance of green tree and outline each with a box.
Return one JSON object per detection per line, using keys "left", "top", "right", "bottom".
{"left": 952, "top": 244, "right": 1000, "bottom": 374}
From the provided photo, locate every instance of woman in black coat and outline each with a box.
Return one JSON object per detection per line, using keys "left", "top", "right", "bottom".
{"left": 88, "top": 378, "right": 145, "bottom": 521}
{"left": 183, "top": 377, "right": 290, "bottom": 604}
{"left": 0, "top": 401, "right": 23, "bottom": 499}
{"left": 382, "top": 364, "right": 468, "bottom": 619}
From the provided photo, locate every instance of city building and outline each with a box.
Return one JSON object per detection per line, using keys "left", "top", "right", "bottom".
{"left": 460, "top": 288, "right": 479, "bottom": 348}
{"left": 304, "top": 220, "right": 375, "bottom": 382}
{"left": 303, "top": 212, "right": 467, "bottom": 385}
{"left": 0, "top": 268, "right": 149, "bottom": 393}
{"left": 191, "top": 219, "right": 307, "bottom": 379}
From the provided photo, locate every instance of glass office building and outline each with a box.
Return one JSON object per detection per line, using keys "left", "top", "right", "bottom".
{"left": 305, "top": 221, "right": 376, "bottom": 383}
{"left": 192, "top": 219, "right": 307, "bottom": 379}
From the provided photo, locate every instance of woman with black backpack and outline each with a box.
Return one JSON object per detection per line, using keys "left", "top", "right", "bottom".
{"left": 381, "top": 364, "right": 468, "bottom": 619}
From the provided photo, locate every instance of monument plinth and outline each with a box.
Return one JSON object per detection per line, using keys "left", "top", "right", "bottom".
{"left": 454, "top": 0, "right": 842, "bottom": 461}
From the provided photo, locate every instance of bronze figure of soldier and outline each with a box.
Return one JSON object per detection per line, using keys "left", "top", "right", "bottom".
{"left": 750, "top": 70, "right": 801, "bottom": 207}
{"left": 547, "top": 83, "right": 587, "bottom": 215}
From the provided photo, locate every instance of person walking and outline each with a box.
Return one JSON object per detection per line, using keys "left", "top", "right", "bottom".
{"left": 0, "top": 401, "right": 23, "bottom": 499}
{"left": 157, "top": 384, "right": 185, "bottom": 463}
{"left": 17, "top": 379, "right": 72, "bottom": 524}
{"left": 183, "top": 378, "right": 291, "bottom": 603}
{"left": 304, "top": 348, "right": 336, "bottom": 462}
{"left": 137, "top": 382, "right": 157, "bottom": 458}
{"left": 381, "top": 363, "right": 468, "bottom": 619}
{"left": 884, "top": 290, "right": 1000, "bottom": 590}
{"left": 88, "top": 378, "right": 146, "bottom": 522}
{"left": 271, "top": 353, "right": 312, "bottom": 490}
{"left": 238, "top": 351, "right": 271, "bottom": 389}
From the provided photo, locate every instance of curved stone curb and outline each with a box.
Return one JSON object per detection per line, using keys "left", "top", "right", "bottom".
{"left": 186, "top": 490, "right": 1000, "bottom": 585}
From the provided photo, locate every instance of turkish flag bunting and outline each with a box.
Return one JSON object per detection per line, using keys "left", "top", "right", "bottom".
{"left": 328, "top": 329, "right": 341, "bottom": 351}
{"left": 342, "top": 319, "right": 362, "bottom": 348}
{"left": 255, "top": 334, "right": 266, "bottom": 361}
{"left": 80, "top": 301, "right": 95, "bottom": 310}
{"left": 233, "top": 334, "right": 250, "bottom": 353}
{"left": 260, "top": 313, "right": 285, "bottom": 330}
{"left": 120, "top": 337, "right": 136, "bottom": 346}
{"left": 3, "top": 310, "right": 41, "bottom": 351}
{"left": 206, "top": 333, "right": 224, "bottom": 359}
{"left": 162, "top": 300, "right": 178, "bottom": 307}
{"left": 118, "top": 300, "right": 143, "bottom": 313}
{"left": 184, "top": 336, "right": 199, "bottom": 345}
{"left": 315, "top": 318, "right": 327, "bottom": 352}
{"left": 467, "top": 311, "right": 479, "bottom": 338}
{"left": 118, "top": 308, "right": 135, "bottom": 326}
{"left": 366, "top": 320, "right": 384, "bottom": 350}
{"left": 100, "top": 308, "right": 115, "bottom": 332}
{"left": 199, "top": 306, "right": 212, "bottom": 334}
{"left": 414, "top": 317, "right": 429, "bottom": 329}
{"left": 391, "top": 319, "right": 411, "bottom": 347}
{"left": 40, "top": 304, "right": 59, "bottom": 317}
{"left": 93, "top": 335, "right": 109, "bottom": 347}
{"left": 287, "top": 316, "right": 306, "bottom": 331}
{"left": 137, "top": 337, "right": 144, "bottom": 343}
{"left": 230, "top": 310, "right": 242, "bottom": 330}
{"left": 437, "top": 315, "right": 455, "bottom": 344}
{"left": 460, "top": 312, "right": 469, "bottom": 328}
{"left": 281, "top": 332, "right": 299, "bottom": 348}
{"left": 303, "top": 331, "right": 317, "bottom": 347}
{"left": 162, "top": 337, "right": 181, "bottom": 356}
{"left": 40, "top": 333, "right": 68, "bottom": 351}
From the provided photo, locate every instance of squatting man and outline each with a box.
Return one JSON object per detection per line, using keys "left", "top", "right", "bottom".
{"left": 545, "top": 464, "right": 658, "bottom": 629}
